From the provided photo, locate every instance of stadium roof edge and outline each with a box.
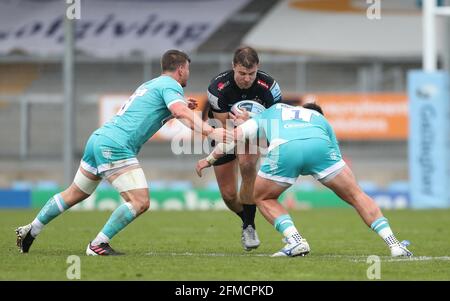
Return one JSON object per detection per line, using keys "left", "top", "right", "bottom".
{"left": 0, "top": 53, "right": 422, "bottom": 64}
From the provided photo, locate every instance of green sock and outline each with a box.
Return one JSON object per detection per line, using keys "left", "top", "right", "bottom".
{"left": 274, "top": 214, "right": 303, "bottom": 243}
{"left": 98, "top": 203, "right": 137, "bottom": 241}
{"left": 35, "top": 194, "right": 69, "bottom": 225}
{"left": 31, "top": 194, "right": 69, "bottom": 237}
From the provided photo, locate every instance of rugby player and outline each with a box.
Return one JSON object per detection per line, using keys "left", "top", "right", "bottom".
{"left": 197, "top": 102, "right": 413, "bottom": 257}
{"left": 205, "top": 46, "right": 282, "bottom": 251}
{"left": 15, "top": 50, "right": 231, "bottom": 256}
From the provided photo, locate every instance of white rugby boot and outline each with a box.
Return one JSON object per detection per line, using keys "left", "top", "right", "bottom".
{"left": 271, "top": 238, "right": 310, "bottom": 257}
{"left": 390, "top": 240, "right": 413, "bottom": 257}
{"left": 241, "top": 225, "right": 261, "bottom": 251}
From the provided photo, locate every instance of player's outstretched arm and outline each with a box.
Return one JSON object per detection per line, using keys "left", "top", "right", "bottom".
{"left": 169, "top": 102, "right": 232, "bottom": 143}
{"left": 195, "top": 139, "right": 236, "bottom": 177}
{"left": 196, "top": 122, "right": 255, "bottom": 177}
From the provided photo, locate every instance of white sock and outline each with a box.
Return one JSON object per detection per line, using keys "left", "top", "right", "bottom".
{"left": 91, "top": 232, "right": 110, "bottom": 246}
{"left": 30, "top": 218, "right": 44, "bottom": 237}
{"left": 283, "top": 225, "right": 303, "bottom": 244}
{"left": 378, "top": 227, "right": 400, "bottom": 248}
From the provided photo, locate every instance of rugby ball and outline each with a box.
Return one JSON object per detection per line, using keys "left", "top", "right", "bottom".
{"left": 231, "top": 100, "right": 265, "bottom": 118}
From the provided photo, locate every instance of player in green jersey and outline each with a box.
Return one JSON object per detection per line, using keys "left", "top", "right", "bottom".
{"left": 16, "top": 50, "right": 231, "bottom": 256}
{"left": 196, "top": 102, "right": 413, "bottom": 258}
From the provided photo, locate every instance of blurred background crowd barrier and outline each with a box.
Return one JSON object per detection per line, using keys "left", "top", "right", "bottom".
{"left": 0, "top": 0, "right": 449, "bottom": 209}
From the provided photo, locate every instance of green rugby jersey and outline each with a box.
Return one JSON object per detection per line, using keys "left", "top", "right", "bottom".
{"left": 95, "top": 75, "right": 186, "bottom": 154}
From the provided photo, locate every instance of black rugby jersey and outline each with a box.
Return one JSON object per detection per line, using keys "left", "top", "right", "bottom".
{"left": 207, "top": 70, "right": 282, "bottom": 114}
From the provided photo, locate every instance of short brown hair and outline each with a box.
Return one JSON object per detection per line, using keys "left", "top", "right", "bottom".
{"left": 161, "top": 49, "right": 191, "bottom": 72}
{"left": 303, "top": 103, "right": 324, "bottom": 115}
{"left": 233, "top": 46, "right": 259, "bottom": 69}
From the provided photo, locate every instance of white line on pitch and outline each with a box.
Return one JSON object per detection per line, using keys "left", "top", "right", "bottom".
{"left": 349, "top": 256, "right": 450, "bottom": 262}
{"left": 145, "top": 252, "right": 450, "bottom": 261}
{"left": 146, "top": 252, "right": 271, "bottom": 257}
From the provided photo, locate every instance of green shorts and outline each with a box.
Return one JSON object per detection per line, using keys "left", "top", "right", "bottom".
{"left": 258, "top": 138, "right": 345, "bottom": 185}
{"left": 80, "top": 133, "right": 138, "bottom": 176}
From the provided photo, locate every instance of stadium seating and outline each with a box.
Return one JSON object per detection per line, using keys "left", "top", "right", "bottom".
{"left": 0, "top": 64, "right": 38, "bottom": 95}
{"left": 0, "top": 0, "right": 411, "bottom": 190}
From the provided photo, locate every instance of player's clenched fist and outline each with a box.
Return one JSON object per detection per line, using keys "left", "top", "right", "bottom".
{"left": 186, "top": 98, "right": 198, "bottom": 110}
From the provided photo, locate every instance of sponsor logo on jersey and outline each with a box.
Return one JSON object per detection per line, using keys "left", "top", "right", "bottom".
{"left": 284, "top": 123, "right": 310, "bottom": 129}
{"left": 101, "top": 148, "right": 112, "bottom": 160}
{"left": 252, "top": 96, "right": 262, "bottom": 104}
{"left": 217, "top": 81, "right": 230, "bottom": 91}
{"left": 257, "top": 79, "right": 269, "bottom": 89}
{"left": 329, "top": 151, "right": 339, "bottom": 161}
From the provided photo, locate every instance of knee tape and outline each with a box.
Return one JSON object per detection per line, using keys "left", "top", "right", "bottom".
{"left": 111, "top": 168, "right": 148, "bottom": 193}
{"left": 74, "top": 169, "right": 100, "bottom": 194}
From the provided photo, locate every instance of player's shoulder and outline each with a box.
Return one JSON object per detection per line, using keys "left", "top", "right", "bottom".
{"left": 271, "top": 102, "right": 290, "bottom": 110}
{"left": 147, "top": 75, "right": 182, "bottom": 90}
{"left": 255, "top": 70, "right": 276, "bottom": 90}
{"left": 258, "top": 103, "right": 282, "bottom": 118}
{"left": 208, "top": 70, "right": 233, "bottom": 94}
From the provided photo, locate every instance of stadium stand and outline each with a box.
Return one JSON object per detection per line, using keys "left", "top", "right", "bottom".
{"left": 0, "top": 64, "right": 38, "bottom": 95}
{"left": 0, "top": 0, "right": 415, "bottom": 191}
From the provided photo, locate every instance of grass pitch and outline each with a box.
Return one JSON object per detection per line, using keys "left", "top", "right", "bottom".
{"left": 1, "top": 209, "right": 449, "bottom": 280}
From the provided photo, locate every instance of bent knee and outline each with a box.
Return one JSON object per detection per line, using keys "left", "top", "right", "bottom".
{"left": 253, "top": 197, "right": 264, "bottom": 206}
{"left": 125, "top": 194, "right": 150, "bottom": 213}
{"left": 221, "top": 192, "right": 238, "bottom": 204}
{"left": 253, "top": 191, "right": 269, "bottom": 205}
{"left": 239, "top": 162, "right": 257, "bottom": 175}
{"left": 134, "top": 198, "right": 150, "bottom": 213}
{"left": 223, "top": 196, "right": 238, "bottom": 205}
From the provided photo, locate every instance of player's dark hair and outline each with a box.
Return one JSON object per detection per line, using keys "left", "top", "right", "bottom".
{"left": 161, "top": 49, "right": 191, "bottom": 72}
{"left": 233, "top": 46, "right": 259, "bottom": 69}
{"left": 303, "top": 103, "right": 324, "bottom": 115}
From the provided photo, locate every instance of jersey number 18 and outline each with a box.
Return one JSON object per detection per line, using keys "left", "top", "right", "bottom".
{"left": 117, "top": 88, "right": 148, "bottom": 116}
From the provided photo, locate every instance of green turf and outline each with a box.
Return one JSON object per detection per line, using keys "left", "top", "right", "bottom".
{"left": 1, "top": 209, "right": 449, "bottom": 280}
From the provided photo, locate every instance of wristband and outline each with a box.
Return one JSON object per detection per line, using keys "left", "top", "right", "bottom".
{"left": 206, "top": 153, "right": 217, "bottom": 165}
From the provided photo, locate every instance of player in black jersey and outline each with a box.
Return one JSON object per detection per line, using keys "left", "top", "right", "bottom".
{"left": 205, "top": 46, "right": 282, "bottom": 251}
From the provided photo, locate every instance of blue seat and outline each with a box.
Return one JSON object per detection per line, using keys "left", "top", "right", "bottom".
{"left": 205, "top": 181, "right": 220, "bottom": 191}
{"left": 11, "top": 180, "right": 34, "bottom": 190}
{"left": 358, "top": 180, "right": 379, "bottom": 193}
{"left": 149, "top": 180, "right": 168, "bottom": 190}
{"left": 35, "top": 180, "right": 59, "bottom": 190}
{"left": 387, "top": 181, "right": 409, "bottom": 193}
{"left": 168, "top": 180, "right": 193, "bottom": 190}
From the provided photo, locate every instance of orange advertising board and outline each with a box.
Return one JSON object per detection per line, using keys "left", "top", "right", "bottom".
{"left": 100, "top": 92, "right": 408, "bottom": 141}
{"left": 301, "top": 93, "right": 409, "bottom": 140}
